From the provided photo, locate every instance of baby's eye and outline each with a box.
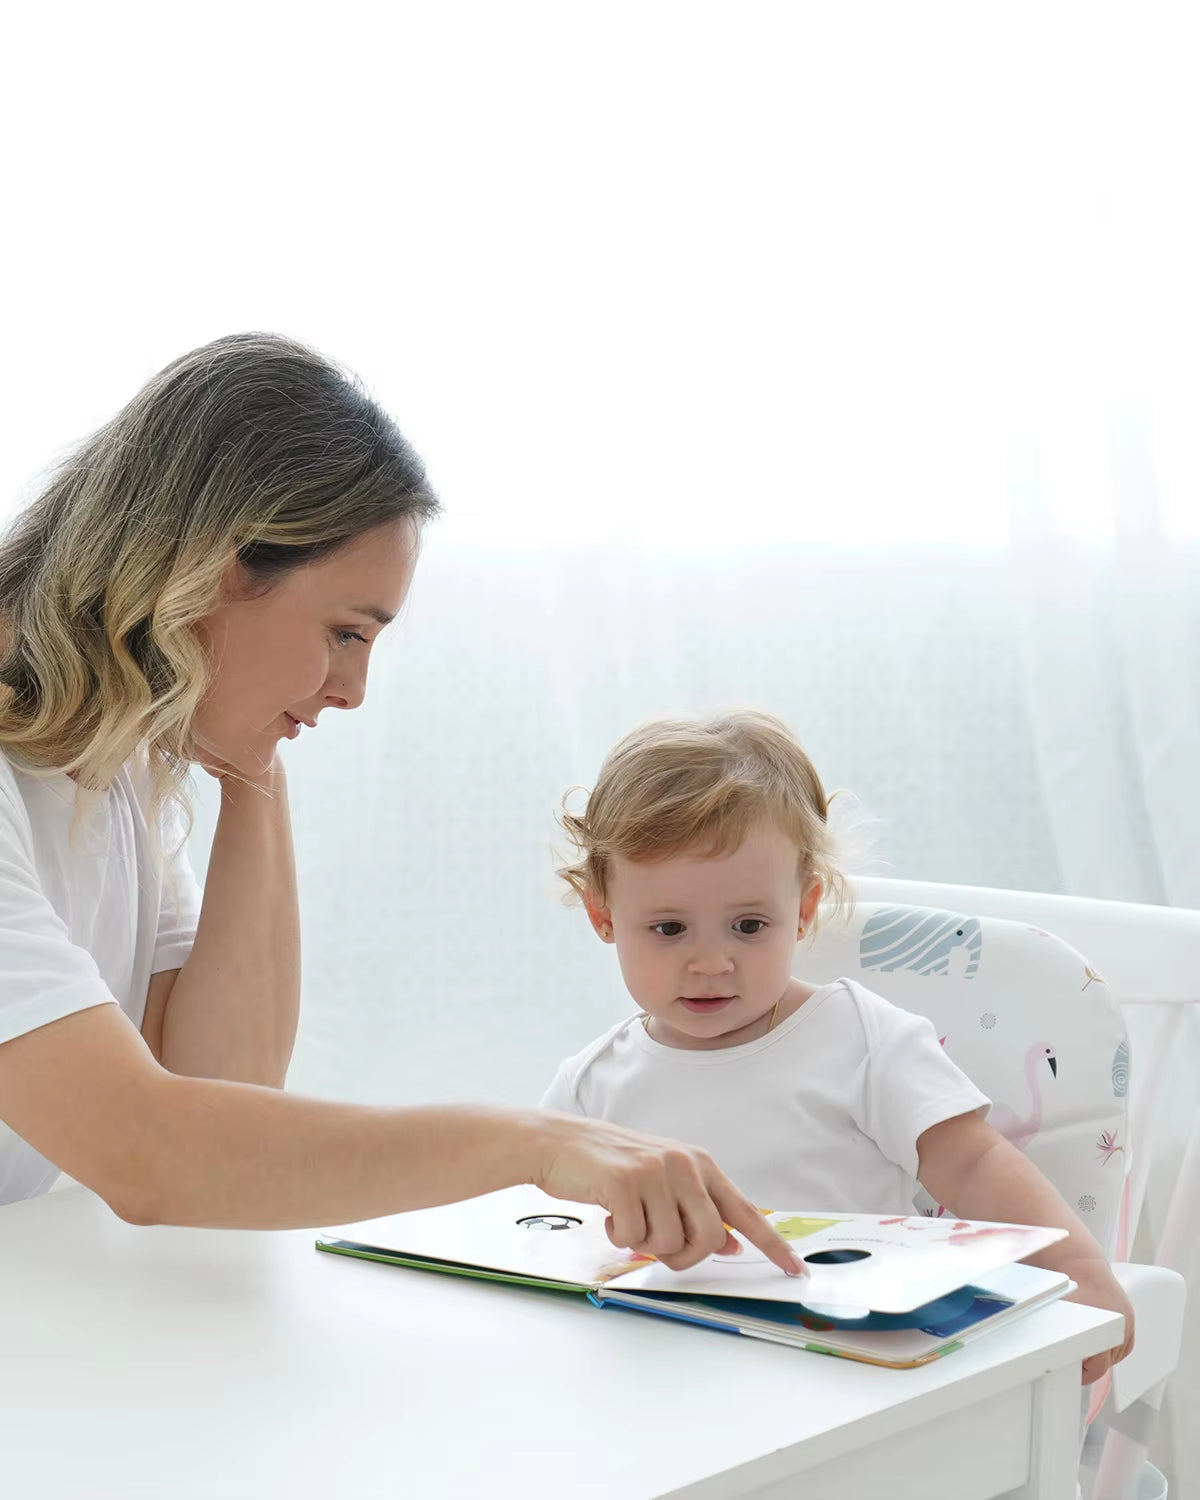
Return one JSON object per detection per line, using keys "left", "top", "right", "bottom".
{"left": 733, "top": 919, "right": 767, "bottom": 936}
{"left": 652, "top": 922, "right": 686, "bottom": 937}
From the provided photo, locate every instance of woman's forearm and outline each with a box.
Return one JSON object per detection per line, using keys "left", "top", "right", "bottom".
{"left": 160, "top": 760, "right": 300, "bottom": 1086}
{"left": 3, "top": 1005, "right": 805, "bottom": 1273}
{"left": 139, "top": 1073, "right": 546, "bottom": 1229}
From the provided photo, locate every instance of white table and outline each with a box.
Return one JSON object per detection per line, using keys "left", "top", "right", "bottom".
{"left": 0, "top": 1187, "right": 1121, "bottom": 1500}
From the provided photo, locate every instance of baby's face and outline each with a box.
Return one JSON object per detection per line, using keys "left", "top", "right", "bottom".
{"left": 595, "top": 823, "right": 814, "bottom": 1050}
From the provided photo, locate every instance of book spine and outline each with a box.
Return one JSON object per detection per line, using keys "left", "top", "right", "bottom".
{"left": 588, "top": 1292, "right": 740, "bottom": 1336}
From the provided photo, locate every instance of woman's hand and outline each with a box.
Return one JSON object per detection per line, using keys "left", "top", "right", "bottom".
{"left": 532, "top": 1111, "right": 807, "bottom": 1276}
{"left": 1067, "top": 1262, "right": 1135, "bottom": 1385}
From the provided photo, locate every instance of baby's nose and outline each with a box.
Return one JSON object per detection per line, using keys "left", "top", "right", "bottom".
{"left": 687, "top": 948, "right": 735, "bottom": 974}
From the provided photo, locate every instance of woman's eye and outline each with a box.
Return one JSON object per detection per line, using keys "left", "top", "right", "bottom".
{"left": 652, "top": 922, "right": 686, "bottom": 937}
{"left": 734, "top": 919, "right": 766, "bottom": 935}
{"left": 333, "top": 628, "right": 369, "bottom": 647}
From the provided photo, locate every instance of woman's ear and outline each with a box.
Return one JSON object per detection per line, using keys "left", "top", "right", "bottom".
{"left": 798, "top": 877, "right": 823, "bottom": 936}
{"left": 583, "top": 890, "right": 616, "bottom": 943}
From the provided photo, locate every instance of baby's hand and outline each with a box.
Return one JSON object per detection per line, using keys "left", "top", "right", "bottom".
{"left": 1065, "top": 1262, "right": 1135, "bottom": 1385}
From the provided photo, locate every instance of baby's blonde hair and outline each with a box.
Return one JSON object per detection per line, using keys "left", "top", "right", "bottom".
{"left": 558, "top": 710, "right": 847, "bottom": 916}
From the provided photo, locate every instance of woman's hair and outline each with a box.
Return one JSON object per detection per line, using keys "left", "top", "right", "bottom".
{"left": 557, "top": 710, "right": 847, "bottom": 919}
{"left": 0, "top": 332, "right": 439, "bottom": 814}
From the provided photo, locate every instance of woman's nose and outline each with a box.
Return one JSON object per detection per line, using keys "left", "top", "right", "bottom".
{"left": 324, "top": 662, "right": 368, "bottom": 712}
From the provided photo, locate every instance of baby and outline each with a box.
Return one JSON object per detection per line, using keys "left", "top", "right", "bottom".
{"left": 542, "top": 710, "right": 1132, "bottom": 1383}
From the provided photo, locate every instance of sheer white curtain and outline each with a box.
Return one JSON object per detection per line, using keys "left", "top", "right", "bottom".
{"left": 4, "top": 1, "right": 1198, "bottom": 1488}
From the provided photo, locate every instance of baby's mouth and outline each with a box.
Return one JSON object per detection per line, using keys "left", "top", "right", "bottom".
{"left": 678, "top": 995, "right": 736, "bottom": 1012}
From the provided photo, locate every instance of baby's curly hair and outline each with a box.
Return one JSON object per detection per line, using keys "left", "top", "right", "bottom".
{"left": 558, "top": 710, "right": 847, "bottom": 916}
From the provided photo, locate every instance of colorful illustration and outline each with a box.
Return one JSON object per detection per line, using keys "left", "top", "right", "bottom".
{"left": 594, "top": 1251, "right": 656, "bottom": 1283}
{"left": 989, "top": 1042, "right": 1057, "bottom": 1152}
{"left": 1096, "top": 1130, "right": 1124, "bottom": 1166}
{"left": 859, "top": 906, "right": 982, "bottom": 979}
{"left": 774, "top": 1216, "right": 843, "bottom": 1242}
{"left": 947, "top": 1224, "right": 1023, "bottom": 1246}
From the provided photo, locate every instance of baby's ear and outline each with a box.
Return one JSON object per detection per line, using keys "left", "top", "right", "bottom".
{"left": 799, "top": 877, "right": 823, "bottom": 935}
{"left": 583, "top": 890, "right": 616, "bottom": 944}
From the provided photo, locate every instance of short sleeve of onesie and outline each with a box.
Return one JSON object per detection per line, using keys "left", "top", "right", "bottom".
{"left": 851, "top": 983, "right": 989, "bottom": 1177}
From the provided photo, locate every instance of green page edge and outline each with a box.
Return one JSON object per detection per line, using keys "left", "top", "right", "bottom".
{"left": 315, "top": 1237, "right": 593, "bottom": 1295}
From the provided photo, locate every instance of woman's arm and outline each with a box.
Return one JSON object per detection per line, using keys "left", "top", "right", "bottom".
{"left": 0, "top": 1004, "right": 806, "bottom": 1275}
{"left": 144, "top": 758, "right": 299, "bottom": 1086}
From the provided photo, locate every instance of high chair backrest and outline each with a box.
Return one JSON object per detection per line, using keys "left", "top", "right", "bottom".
{"left": 797, "top": 901, "right": 1130, "bottom": 1254}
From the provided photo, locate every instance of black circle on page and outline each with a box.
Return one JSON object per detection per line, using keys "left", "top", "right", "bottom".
{"left": 802, "top": 1248, "right": 873, "bottom": 1265}
{"left": 517, "top": 1215, "right": 584, "bottom": 1231}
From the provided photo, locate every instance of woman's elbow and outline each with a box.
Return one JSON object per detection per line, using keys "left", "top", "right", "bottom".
{"left": 90, "top": 1148, "right": 174, "bottom": 1227}
{"left": 107, "top": 1187, "right": 162, "bottom": 1227}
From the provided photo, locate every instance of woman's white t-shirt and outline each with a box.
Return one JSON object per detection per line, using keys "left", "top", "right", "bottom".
{"left": 0, "top": 752, "right": 203, "bottom": 1205}
{"left": 540, "top": 979, "right": 990, "bottom": 1215}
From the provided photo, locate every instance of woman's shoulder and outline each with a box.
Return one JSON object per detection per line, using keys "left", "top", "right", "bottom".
{"left": 0, "top": 747, "right": 21, "bottom": 796}
{"left": 0, "top": 748, "right": 40, "bottom": 838}
{"left": 0, "top": 744, "right": 180, "bottom": 853}
{"left": 110, "top": 752, "right": 192, "bottom": 836}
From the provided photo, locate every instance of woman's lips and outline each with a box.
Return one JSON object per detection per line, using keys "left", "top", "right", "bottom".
{"left": 282, "top": 713, "right": 317, "bottom": 739}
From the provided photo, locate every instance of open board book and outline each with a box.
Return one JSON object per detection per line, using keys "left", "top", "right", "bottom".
{"left": 316, "top": 1185, "right": 1073, "bottom": 1370}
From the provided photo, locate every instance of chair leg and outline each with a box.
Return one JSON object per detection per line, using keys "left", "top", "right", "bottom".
{"left": 1094, "top": 1378, "right": 1167, "bottom": 1500}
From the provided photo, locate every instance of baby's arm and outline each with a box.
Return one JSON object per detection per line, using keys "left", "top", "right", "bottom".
{"left": 917, "top": 1112, "right": 1134, "bottom": 1385}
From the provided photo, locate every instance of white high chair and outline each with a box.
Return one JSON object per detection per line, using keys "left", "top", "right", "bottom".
{"left": 797, "top": 876, "right": 1194, "bottom": 1500}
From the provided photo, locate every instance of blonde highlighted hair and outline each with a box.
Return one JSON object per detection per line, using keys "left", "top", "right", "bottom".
{"left": 0, "top": 333, "right": 438, "bottom": 820}
{"left": 558, "top": 710, "right": 847, "bottom": 915}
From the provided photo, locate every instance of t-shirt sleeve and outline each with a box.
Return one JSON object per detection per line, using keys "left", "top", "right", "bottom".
{"left": 0, "top": 789, "right": 117, "bottom": 1046}
{"left": 853, "top": 986, "right": 990, "bottom": 1178}
{"left": 152, "top": 798, "right": 204, "bottom": 975}
{"left": 539, "top": 1056, "right": 584, "bottom": 1114}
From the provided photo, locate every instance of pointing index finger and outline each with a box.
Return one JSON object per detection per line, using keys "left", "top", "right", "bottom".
{"left": 714, "top": 1188, "right": 808, "bottom": 1277}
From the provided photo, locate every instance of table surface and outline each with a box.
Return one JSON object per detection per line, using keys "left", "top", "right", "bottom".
{"left": 0, "top": 1187, "right": 1122, "bottom": 1499}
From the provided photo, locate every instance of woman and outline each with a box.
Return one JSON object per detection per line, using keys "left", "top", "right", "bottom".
{"left": 0, "top": 333, "right": 800, "bottom": 1276}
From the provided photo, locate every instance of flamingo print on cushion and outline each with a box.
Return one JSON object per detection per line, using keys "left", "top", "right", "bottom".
{"left": 989, "top": 1042, "right": 1058, "bottom": 1152}
{"left": 859, "top": 906, "right": 983, "bottom": 980}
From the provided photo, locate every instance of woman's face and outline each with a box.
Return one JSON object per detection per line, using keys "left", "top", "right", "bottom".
{"left": 192, "top": 519, "right": 419, "bottom": 778}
